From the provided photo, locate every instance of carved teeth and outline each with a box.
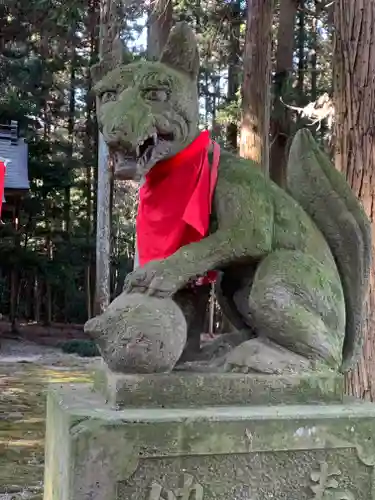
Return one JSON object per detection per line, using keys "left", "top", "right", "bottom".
{"left": 135, "top": 133, "right": 160, "bottom": 163}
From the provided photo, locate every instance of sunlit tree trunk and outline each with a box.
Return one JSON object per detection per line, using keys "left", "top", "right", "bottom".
{"left": 239, "top": 0, "right": 273, "bottom": 173}
{"left": 270, "top": 0, "right": 298, "bottom": 186}
{"left": 226, "top": 0, "right": 241, "bottom": 151}
{"left": 297, "top": 4, "right": 305, "bottom": 98}
{"left": 310, "top": 1, "right": 318, "bottom": 101}
{"left": 334, "top": 0, "right": 375, "bottom": 400}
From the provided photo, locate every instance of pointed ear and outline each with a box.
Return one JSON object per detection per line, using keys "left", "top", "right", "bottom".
{"left": 160, "top": 22, "right": 200, "bottom": 80}
{"left": 90, "top": 37, "right": 133, "bottom": 84}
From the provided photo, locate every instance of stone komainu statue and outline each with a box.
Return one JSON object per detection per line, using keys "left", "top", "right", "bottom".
{"left": 85, "top": 22, "right": 371, "bottom": 375}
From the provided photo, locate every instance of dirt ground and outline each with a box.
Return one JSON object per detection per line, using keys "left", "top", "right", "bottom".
{"left": 0, "top": 339, "right": 99, "bottom": 500}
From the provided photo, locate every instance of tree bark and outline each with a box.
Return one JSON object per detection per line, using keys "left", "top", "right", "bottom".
{"left": 310, "top": 1, "right": 317, "bottom": 101}
{"left": 239, "top": 0, "right": 273, "bottom": 173}
{"left": 270, "top": 0, "right": 298, "bottom": 186}
{"left": 333, "top": 0, "right": 375, "bottom": 400}
{"left": 85, "top": 0, "right": 98, "bottom": 319}
{"left": 66, "top": 51, "right": 75, "bottom": 236}
{"left": 297, "top": 3, "right": 305, "bottom": 99}
{"left": 226, "top": 0, "right": 241, "bottom": 151}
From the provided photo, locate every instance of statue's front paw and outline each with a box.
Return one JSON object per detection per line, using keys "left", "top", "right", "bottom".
{"left": 124, "top": 261, "right": 186, "bottom": 297}
{"left": 124, "top": 266, "right": 152, "bottom": 294}
{"left": 147, "top": 271, "right": 186, "bottom": 297}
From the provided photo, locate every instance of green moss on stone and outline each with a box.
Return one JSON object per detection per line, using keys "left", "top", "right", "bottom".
{"left": 89, "top": 22, "right": 371, "bottom": 375}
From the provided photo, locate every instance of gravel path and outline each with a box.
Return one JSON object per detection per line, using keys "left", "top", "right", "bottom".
{"left": 0, "top": 339, "right": 99, "bottom": 500}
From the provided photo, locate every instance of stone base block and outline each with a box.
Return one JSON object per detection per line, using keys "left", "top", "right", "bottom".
{"left": 44, "top": 383, "right": 375, "bottom": 500}
{"left": 94, "top": 361, "right": 345, "bottom": 408}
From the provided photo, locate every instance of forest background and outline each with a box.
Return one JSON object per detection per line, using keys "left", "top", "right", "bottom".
{"left": 1, "top": 0, "right": 373, "bottom": 398}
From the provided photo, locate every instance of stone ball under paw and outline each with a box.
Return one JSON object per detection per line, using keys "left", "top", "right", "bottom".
{"left": 84, "top": 292, "right": 187, "bottom": 373}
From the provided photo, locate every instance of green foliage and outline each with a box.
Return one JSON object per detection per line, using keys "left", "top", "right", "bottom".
{"left": 0, "top": 0, "right": 135, "bottom": 324}
{"left": 58, "top": 339, "right": 100, "bottom": 357}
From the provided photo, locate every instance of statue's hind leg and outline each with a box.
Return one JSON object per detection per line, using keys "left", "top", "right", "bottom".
{"left": 225, "top": 249, "right": 346, "bottom": 374}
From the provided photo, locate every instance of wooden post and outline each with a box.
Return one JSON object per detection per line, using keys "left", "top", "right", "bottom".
{"left": 95, "top": 133, "right": 111, "bottom": 314}
{"left": 94, "top": 0, "right": 119, "bottom": 314}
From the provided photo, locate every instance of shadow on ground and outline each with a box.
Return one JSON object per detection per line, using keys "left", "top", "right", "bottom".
{"left": 0, "top": 341, "right": 98, "bottom": 500}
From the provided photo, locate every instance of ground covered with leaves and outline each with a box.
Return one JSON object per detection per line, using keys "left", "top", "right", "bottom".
{"left": 0, "top": 340, "right": 98, "bottom": 500}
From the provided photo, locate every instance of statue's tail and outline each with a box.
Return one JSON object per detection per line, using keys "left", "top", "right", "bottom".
{"left": 286, "top": 128, "right": 371, "bottom": 371}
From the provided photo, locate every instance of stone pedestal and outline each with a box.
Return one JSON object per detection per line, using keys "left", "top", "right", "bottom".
{"left": 43, "top": 364, "right": 375, "bottom": 500}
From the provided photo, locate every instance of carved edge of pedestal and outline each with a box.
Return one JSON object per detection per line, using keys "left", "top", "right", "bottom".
{"left": 49, "top": 384, "right": 375, "bottom": 500}
{"left": 352, "top": 428, "right": 375, "bottom": 500}
{"left": 324, "top": 417, "right": 375, "bottom": 500}
{"left": 69, "top": 419, "right": 139, "bottom": 500}
{"left": 67, "top": 416, "right": 375, "bottom": 500}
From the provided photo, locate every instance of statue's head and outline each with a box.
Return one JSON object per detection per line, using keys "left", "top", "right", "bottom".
{"left": 91, "top": 22, "right": 200, "bottom": 180}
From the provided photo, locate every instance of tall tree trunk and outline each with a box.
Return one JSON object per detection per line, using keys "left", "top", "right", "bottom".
{"left": 211, "top": 72, "right": 222, "bottom": 140}
{"left": 297, "top": 3, "right": 305, "bottom": 100}
{"left": 226, "top": 0, "right": 241, "bottom": 151}
{"left": 45, "top": 199, "right": 53, "bottom": 326}
{"left": 66, "top": 52, "right": 75, "bottom": 236}
{"left": 39, "top": 28, "right": 54, "bottom": 325}
{"left": 147, "top": 0, "right": 173, "bottom": 60}
{"left": 333, "top": 0, "right": 375, "bottom": 400}
{"left": 34, "top": 273, "right": 41, "bottom": 323}
{"left": 92, "top": 4, "right": 100, "bottom": 313}
{"left": 64, "top": 48, "right": 75, "bottom": 321}
{"left": 270, "top": 0, "right": 298, "bottom": 186}
{"left": 239, "top": 0, "right": 273, "bottom": 173}
{"left": 310, "top": 1, "right": 318, "bottom": 102}
{"left": 84, "top": 0, "right": 98, "bottom": 319}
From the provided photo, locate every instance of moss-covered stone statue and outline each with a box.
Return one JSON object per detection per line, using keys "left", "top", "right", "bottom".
{"left": 85, "top": 22, "right": 371, "bottom": 376}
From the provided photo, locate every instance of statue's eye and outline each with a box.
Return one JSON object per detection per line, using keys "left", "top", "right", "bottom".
{"left": 101, "top": 91, "right": 117, "bottom": 103}
{"left": 143, "top": 89, "right": 169, "bottom": 102}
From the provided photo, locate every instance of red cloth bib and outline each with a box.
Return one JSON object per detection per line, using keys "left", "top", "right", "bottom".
{"left": 136, "top": 131, "right": 220, "bottom": 284}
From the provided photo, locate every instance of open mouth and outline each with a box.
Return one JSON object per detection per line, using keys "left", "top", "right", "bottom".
{"left": 135, "top": 132, "right": 174, "bottom": 166}
{"left": 110, "top": 131, "right": 174, "bottom": 179}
